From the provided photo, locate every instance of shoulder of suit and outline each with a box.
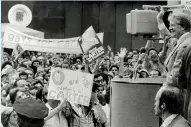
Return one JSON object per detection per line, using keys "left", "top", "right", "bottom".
{"left": 183, "top": 43, "right": 191, "bottom": 56}
{"left": 178, "top": 38, "right": 191, "bottom": 49}
{"left": 172, "top": 115, "right": 191, "bottom": 127}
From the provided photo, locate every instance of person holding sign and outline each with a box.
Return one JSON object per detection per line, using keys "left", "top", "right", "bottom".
{"left": 64, "top": 57, "right": 107, "bottom": 127}
{"left": 46, "top": 63, "right": 107, "bottom": 127}
{"left": 44, "top": 98, "right": 68, "bottom": 127}
{"left": 61, "top": 93, "right": 107, "bottom": 127}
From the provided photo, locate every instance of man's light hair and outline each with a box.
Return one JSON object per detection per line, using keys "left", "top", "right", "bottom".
{"left": 169, "top": 12, "right": 191, "bottom": 32}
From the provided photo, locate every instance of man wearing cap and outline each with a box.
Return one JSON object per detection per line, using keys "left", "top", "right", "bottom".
{"left": 13, "top": 98, "right": 49, "bottom": 127}
{"left": 138, "top": 69, "right": 149, "bottom": 78}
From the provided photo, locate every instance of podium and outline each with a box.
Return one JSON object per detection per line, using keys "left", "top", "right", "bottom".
{"left": 111, "top": 78, "right": 166, "bottom": 127}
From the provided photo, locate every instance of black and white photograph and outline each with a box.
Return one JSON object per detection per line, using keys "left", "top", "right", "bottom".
{"left": 1, "top": 0, "right": 191, "bottom": 127}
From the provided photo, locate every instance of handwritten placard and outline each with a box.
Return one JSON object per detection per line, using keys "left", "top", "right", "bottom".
{"left": 47, "top": 68, "right": 94, "bottom": 106}
{"left": 3, "top": 26, "right": 104, "bottom": 54}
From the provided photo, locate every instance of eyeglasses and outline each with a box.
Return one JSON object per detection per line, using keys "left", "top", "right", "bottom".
{"left": 38, "top": 71, "right": 44, "bottom": 73}
{"left": 76, "top": 60, "right": 81, "bottom": 63}
{"left": 30, "top": 90, "right": 37, "bottom": 96}
{"left": 169, "top": 23, "right": 180, "bottom": 27}
{"left": 62, "top": 66, "right": 69, "bottom": 69}
{"left": 19, "top": 83, "right": 30, "bottom": 88}
{"left": 95, "top": 79, "right": 104, "bottom": 84}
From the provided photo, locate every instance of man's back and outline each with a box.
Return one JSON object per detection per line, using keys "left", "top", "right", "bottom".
{"left": 178, "top": 42, "right": 191, "bottom": 123}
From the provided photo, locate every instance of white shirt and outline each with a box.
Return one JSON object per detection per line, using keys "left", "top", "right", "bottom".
{"left": 44, "top": 103, "right": 68, "bottom": 127}
{"left": 161, "top": 114, "right": 178, "bottom": 127}
{"left": 1, "top": 105, "right": 13, "bottom": 114}
{"left": 102, "top": 104, "right": 110, "bottom": 120}
{"left": 0, "top": 122, "right": 3, "bottom": 127}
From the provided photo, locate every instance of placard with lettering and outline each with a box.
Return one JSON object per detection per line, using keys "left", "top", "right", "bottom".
{"left": 47, "top": 68, "right": 94, "bottom": 106}
{"left": 182, "top": 0, "right": 191, "bottom": 10}
{"left": 78, "top": 26, "right": 106, "bottom": 64}
{"left": 3, "top": 26, "right": 104, "bottom": 54}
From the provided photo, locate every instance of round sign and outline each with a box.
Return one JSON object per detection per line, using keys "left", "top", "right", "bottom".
{"left": 52, "top": 70, "right": 65, "bottom": 86}
{"left": 8, "top": 4, "right": 32, "bottom": 27}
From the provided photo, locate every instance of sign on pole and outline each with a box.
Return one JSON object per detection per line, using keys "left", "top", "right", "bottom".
{"left": 182, "top": 0, "right": 191, "bottom": 10}
{"left": 78, "top": 26, "right": 106, "bottom": 64}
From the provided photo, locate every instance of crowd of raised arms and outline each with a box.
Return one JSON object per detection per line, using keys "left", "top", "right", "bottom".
{"left": 1, "top": 41, "right": 164, "bottom": 127}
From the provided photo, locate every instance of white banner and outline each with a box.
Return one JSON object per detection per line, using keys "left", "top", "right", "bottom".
{"left": 47, "top": 68, "right": 94, "bottom": 106}
{"left": 3, "top": 27, "right": 104, "bottom": 54}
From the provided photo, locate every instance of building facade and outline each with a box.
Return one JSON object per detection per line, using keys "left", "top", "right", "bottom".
{"left": 2, "top": 1, "right": 167, "bottom": 53}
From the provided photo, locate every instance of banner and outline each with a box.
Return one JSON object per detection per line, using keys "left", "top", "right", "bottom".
{"left": 47, "top": 68, "right": 94, "bottom": 106}
{"left": 78, "top": 26, "right": 106, "bottom": 64}
{"left": 3, "top": 27, "right": 104, "bottom": 54}
{"left": 12, "top": 43, "right": 25, "bottom": 60}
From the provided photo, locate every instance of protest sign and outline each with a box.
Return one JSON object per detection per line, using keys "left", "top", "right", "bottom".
{"left": 47, "top": 68, "right": 94, "bottom": 106}
{"left": 182, "top": 0, "right": 191, "bottom": 10}
{"left": 12, "top": 43, "right": 25, "bottom": 60}
{"left": 78, "top": 26, "right": 106, "bottom": 64}
{"left": 3, "top": 26, "right": 103, "bottom": 54}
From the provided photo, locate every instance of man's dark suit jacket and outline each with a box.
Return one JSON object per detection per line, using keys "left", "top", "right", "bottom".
{"left": 178, "top": 43, "right": 191, "bottom": 123}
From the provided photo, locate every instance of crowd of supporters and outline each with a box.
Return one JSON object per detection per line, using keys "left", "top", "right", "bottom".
{"left": 1, "top": 42, "right": 165, "bottom": 127}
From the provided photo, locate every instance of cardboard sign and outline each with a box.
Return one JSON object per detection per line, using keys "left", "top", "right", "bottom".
{"left": 3, "top": 27, "right": 104, "bottom": 54}
{"left": 12, "top": 43, "right": 25, "bottom": 60}
{"left": 47, "top": 68, "right": 94, "bottom": 106}
{"left": 182, "top": 0, "right": 191, "bottom": 10}
{"left": 78, "top": 26, "right": 106, "bottom": 64}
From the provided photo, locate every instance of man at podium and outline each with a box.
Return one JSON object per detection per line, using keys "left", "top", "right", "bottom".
{"left": 157, "top": 6, "right": 191, "bottom": 122}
